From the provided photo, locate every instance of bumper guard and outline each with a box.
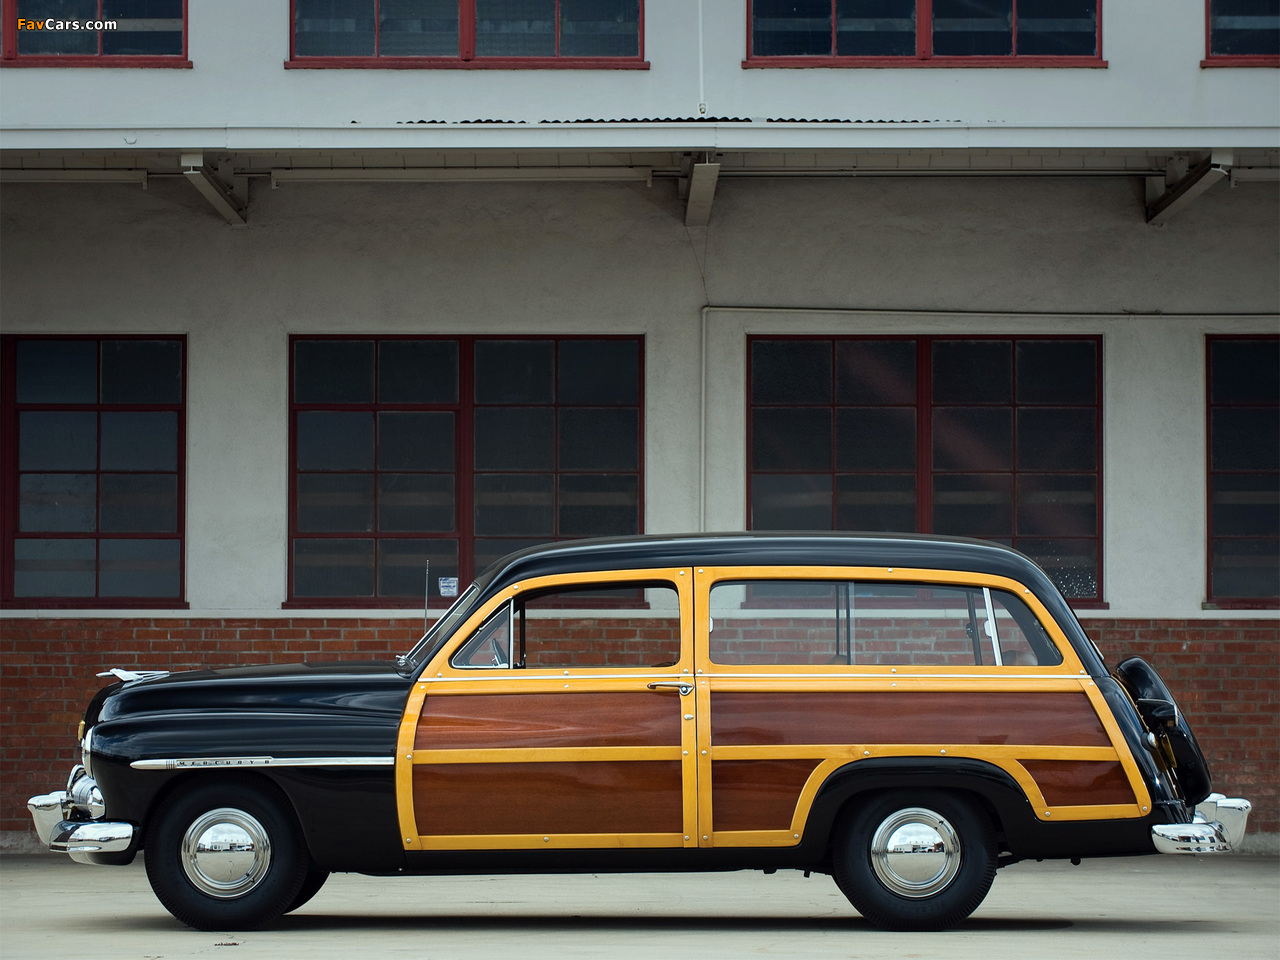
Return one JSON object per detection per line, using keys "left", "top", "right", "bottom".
{"left": 1151, "top": 793, "right": 1252, "bottom": 854}
{"left": 27, "top": 765, "right": 135, "bottom": 865}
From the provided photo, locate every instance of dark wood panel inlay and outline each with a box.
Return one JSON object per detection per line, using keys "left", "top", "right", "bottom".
{"left": 710, "top": 691, "right": 1110, "bottom": 747}
{"left": 413, "top": 761, "right": 683, "bottom": 835}
{"left": 712, "top": 760, "right": 820, "bottom": 832}
{"left": 1021, "top": 760, "right": 1136, "bottom": 806}
{"left": 416, "top": 692, "right": 681, "bottom": 750}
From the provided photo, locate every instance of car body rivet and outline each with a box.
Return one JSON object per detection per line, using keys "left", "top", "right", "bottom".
{"left": 544, "top": 837, "right": 549, "bottom": 843}
{"left": 1143, "top": 806, "right": 1148, "bottom": 812}
{"left": 683, "top": 750, "right": 688, "bottom": 756}
{"left": 940, "top": 749, "right": 946, "bottom": 755}
{"left": 794, "top": 834, "right": 799, "bottom": 840}
{"left": 1045, "top": 811, "right": 1051, "bottom": 816}
{"left": 685, "top": 836, "right": 690, "bottom": 841}
{"left": 701, "top": 750, "right": 708, "bottom": 755}
{"left": 702, "top": 836, "right": 708, "bottom": 841}
{"left": 863, "top": 750, "right": 870, "bottom": 756}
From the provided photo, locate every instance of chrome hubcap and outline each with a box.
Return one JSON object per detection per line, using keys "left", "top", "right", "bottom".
{"left": 180, "top": 808, "right": 271, "bottom": 899}
{"left": 869, "top": 807, "right": 961, "bottom": 899}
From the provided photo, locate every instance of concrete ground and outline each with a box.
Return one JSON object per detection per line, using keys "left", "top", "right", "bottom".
{"left": 2, "top": 854, "right": 1277, "bottom": 960}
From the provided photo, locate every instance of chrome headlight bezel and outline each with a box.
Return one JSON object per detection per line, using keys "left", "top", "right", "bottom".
{"left": 81, "top": 725, "right": 94, "bottom": 779}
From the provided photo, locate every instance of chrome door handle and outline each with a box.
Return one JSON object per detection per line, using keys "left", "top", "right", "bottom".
{"left": 646, "top": 681, "right": 693, "bottom": 696}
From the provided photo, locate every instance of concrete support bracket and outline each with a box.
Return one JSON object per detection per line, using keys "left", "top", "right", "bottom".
{"left": 1146, "top": 150, "right": 1233, "bottom": 225}
{"left": 180, "top": 152, "right": 247, "bottom": 227}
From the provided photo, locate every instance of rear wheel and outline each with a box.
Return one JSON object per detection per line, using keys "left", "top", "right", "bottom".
{"left": 832, "top": 790, "right": 996, "bottom": 931}
{"left": 144, "top": 779, "right": 308, "bottom": 930}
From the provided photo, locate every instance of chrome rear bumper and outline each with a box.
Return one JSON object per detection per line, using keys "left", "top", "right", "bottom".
{"left": 27, "top": 765, "right": 135, "bottom": 865}
{"left": 1152, "top": 793, "right": 1252, "bottom": 854}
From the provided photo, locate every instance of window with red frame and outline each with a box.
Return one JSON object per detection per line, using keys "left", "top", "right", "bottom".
{"left": 1207, "top": 336, "right": 1279, "bottom": 605}
{"left": 290, "top": 0, "right": 643, "bottom": 65}
{"left": 747, "top": 0, "right": 1100, "bottom": 63}
{"left": 747, "top": 336, "right": 1102, "bottom": 601}
{"left": 289, "top": 336, "right": 643, "bottom": 606}
{"left": 1, "top": 0, "right": 187, "bottom": 64}
{"left": 1, "top": 337, "right": 185, "bottom": 606}
{"left": 1205, "top": 0, "right": 1279, "bottom": 61}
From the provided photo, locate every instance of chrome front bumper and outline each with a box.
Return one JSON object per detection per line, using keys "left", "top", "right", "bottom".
{"left": 1152, "top": 793, "right": 1252, "bottom": 854}
{"left": 27, "top": 765, "right": 135, "bottom": 865}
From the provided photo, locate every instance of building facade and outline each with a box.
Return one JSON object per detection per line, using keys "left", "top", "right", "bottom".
{"left": 1, "top": 0, "right": 1277, "bottom": 850}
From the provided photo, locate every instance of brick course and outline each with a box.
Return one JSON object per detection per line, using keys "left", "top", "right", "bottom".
{"left": 1, "top": 616, "right": 1275, "bottom": 838}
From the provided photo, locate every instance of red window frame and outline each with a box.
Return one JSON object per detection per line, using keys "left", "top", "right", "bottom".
{"left": 0, "top": 0, "right": 190, "bottom": 67}
{"left": 744, "top": 0, "right": 1105, "bottom": 67}
{"left": 1202, "top": 0, "right": 1280, "bottom": 67}
{"left": 745, "top": 334, "right": 1105, "bottom": 604}
{"left": 286, "top": 0, "right": 648, "bottom": 69}
{"left": 1205, "top": 334, "right": 1280, "bottom": 608}
{"left": 287, "top": 335, "right": 645, "bottom": 608}
{"left": 0, "top": 335, "right": 188, "bottom": 609}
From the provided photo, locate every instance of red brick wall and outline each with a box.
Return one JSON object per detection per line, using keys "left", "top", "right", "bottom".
{"left": 2, "top": 616, "right": 1275, "bottom": 838}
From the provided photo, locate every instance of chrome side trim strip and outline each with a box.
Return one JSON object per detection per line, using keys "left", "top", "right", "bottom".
{"left": 129, "top": 756, "right": 394, "bottom": 770}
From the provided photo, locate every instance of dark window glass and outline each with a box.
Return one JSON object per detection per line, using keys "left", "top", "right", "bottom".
{"left": 379, "top": 0, "right": 459, "bottom": 56}
{"left": 1212, "top": 409, "right": 1280, "bottom": 471}
{"left": 17, "top": 0, "right": 97, "bottom": 54}
{"left": 1016, "top": 339, "right": 1097, "bottom": 404}
{"left": 19, "top": 411, "right": 97, "bottom": 470}
{"left": 837, "top": 0, "right": 916, "bottom": 55}
{"left": 295, "top": 0, "right": 377, "bottom": 56}
{"left": 560, "top": 0, "right": 640, "bottom": 56}
{"left": 378, "top": 474, "right": 456, "bottom": 532}
{"left": 558, "top": 474, "right": 639, "bottom": 536}
{"left": 100, "top": 474, "right": 178, "bottom": 532}
{"left": 1210, "top": 338, "right": 1280, "bottom": 403}
{"left": 835, "top": 474, "right": 916, "bottom": 531}
{"left": 933, "top": 340, "right": 1012, "bottom": 403}
{"left": 753, "top": 0, "right": 834, "bottom": 55}
{"left": 297, "top": 474, "right": 375, "bottom": 532}
{"left": 474, "top": 407, "right": 555, "bottom": 470}
{"left": 933, "top": 473, "right": 1014, "bottom": 537}
{"left": 379, "top": 538, "right": 459, "bottom": 597}
{"left": 474, "top": 537, "right": 552, "bottom": 574}
{"left": 752, "top": 408, "right": 832, "bottom": 471}
{"left": 1016, "top": 474, "right": 1096, "bottom": 536}
{"left": 20, "top": 474, "right": 97, "bottom": 532}
{"left": 15, "top": 341, "right": 97, "bottom": 403}
{"left": 1016, "top": 408, "right": 1097, "bottom": 471}
{"left": 13, "top": 539, "right": 96, "bottom": 597}
{"left": 102, "top": 0, "right": 184, "bottom": 55}
{"left": 297, "top": 412, "right": 375, "bottom": 471}
{"left": 378, "top": 412, "right": 454, "bottom": 471}
{"left": 1016, "top": 0, "right": 1096, "bottom": 55}
{"left": 475, "top": 340, "right": 554, "bottom": 403}
{"left": 101, "top": 412, "right": 179, "bottom": 471}
{"left": 933, "top": 0, "right": 1012, "bottom": 54}
{"left": 1211, "top": 473, "right": 1279, "bottom": 537}
{"left": 476, "top": 0, "right": 556, "bottom": 56}
{"left": 1013, "top": 537, "right": 1097, "bottom": 599}
{"left": 1209, "top": 0, "right": 1280, "bottom": 56}
{"left": 558, "top": 339, "right": 640, "bottom": 404}
{"left": 379, "top": 340, "right": 459, "bottom": 402}
{"left": 99, "top": 538, "right": 180, "bottom": 597}
{"left": 100, "top": 339, "right": 182, "bottom": 404}
{"left": 752, "top": 340, "right": 832, "bottom": 403}
{"left": 836, "top": 407, "right": 916, "bottom": 471}
{"left": 474, "top": 473, "right": 555, "bottom": 535}
{"left": 294, "top": 340, "right": 375, "bottom": 404}
{"left": 752, "top": 474, "right": 834, "bottom": 529}
{"left": 559, "top": 408, "right": 639, "bottom": 470}
{"left": 1211, "top": 539, "right": 1280, "bottom": 598}
{"left": 932, "top": 408, "right": 1013, "bottom": 471}
{"left": 294, "top": 539, "right": 376, "bottom": 597}
{"left": 836, "top": 339, "right": 915, "bottom": 404}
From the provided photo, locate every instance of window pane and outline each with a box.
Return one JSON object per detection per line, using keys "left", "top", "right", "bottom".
{"left": 15, "top": 340, "right": 97, "bottom": 403}
{"left": 379, "top": 538, "right": 459, "bottom": 599}
{"left": 474, "top": 340, "right": 554, "bottom": 403}
{"left": 1210, "top": 338, "right": 1280, "bottom": 404}
{"left": 560, "top": 0, "right": 639, "bottom": 56}
{"left": 752, "top": 408, "right": 832, "bottom": 470}
{"left": 558, "top": 474, "right": 639, "bottom": 536}
{"left": 100, "top": 538, "right": 181, "bottom": 597}
{"left": 1016, "top": 474, "right": 1096, "bottom": 536}
{"left": 1016, "top": 339, "right": 1097, "bottom": 404}
{"left": 836, "top": 0, "right": 916, "bottom": 55}
{"left": 474, "top": 474, "right": 554, "bottom": 535}
{"left": 378, "top": 411, "right": 454, "bottom": 471}
{"left": 753, "top": 0, "right": 834, "bottom": 55}
{"left": 836, "top": 407, "right": 915, "bottom": 470}
{"left": 17, "top": 0, "right": 96, "bottom": 53}
{"left": 100, "top": 340, "right": 181, "bottom": 404}
{"left": 1210, "top": 0, "right": 1280, "bottom": 56}
{"left": 294, "top": 339, "right": 375, "bottom": 403}
{"left": 752, "top": 474, "right": 833, "bottom": 529}
{"left": 101, "top": 411, "right": 178, "bottom": 471}
{"left": 379, "top": 0, "right": 458, "bottom": 56}
{"left": 13, "top": 538, "right": 96, "bottom": 597}
{"left": 1015, "top": 0, "right": 1096, "bottom": 56}
{"left": 378, "top": 474, "right": 455, "bottom": 532}
{"left": 933, "top": 0, "right": 1012, "bottom": 55}
{"left": 836, "top": 474, "right": 916, "bottom": 531}
{"left": 752, "top": 340, "right": 832, "bottom": 403}
{"left": 474, "top": 407, "right": 554, "bottom": 470}
{"left": 559, "top": 408, "right": 639, "bottom": 470}
{"left": 932, "top": 340, "right": 1012, "bottom": 403}
{"left": 1211, "top": 538, "right": 1280, "bottom": 599}
{"left": 932, "top": 408, "right": 1013, "bottom": 471}
{"left": 19, "top": 411, "right": 97, "bottom": 471}
{"left": 1016, "top": 408, "right": 1096, "bottom": 471}
{"left": 297, "top": 474, "right": 375, "bottom": 532}
{"left": 295, "top": 0, "right": 376, "bottom": 55}
{"left": 296, "top": 412, "right": 375, "bottom": 470}
{"left": 1212, "top": 409, "right": 1280, "bottom": 471}
{"left": 475, "top": 0, "right": 555, "bottom": 56}
{"left": 20, "top": 474, "right": 96, "bottom": 532}
{"left": 378, "top": 339, "right": 459, "bottom": 402}
{"left": 100, "top": 474, "right": 178, "bottom": 532}
{"left": 520, "top": 582, "right": 680, "bottom": 668}
{"left": 836, "top": 339, "right": 915, "bottom": 403}
{"left": 1017, "top": 537, "right": 1098, "bottom": 599}
{"left": 1211, "top": 473, "right": 1280, "bottom": 537}
{"left": 102, "top": 0, "right": 184, "bottom": 55}
{"left": 558, "top": 339, "right": 640, "bottom": 403}
{"left": 294, "top": 538, "right": 375, "bottom": 597}
{"left": 933, "top": 474, "right": 1013, "bottom": 536}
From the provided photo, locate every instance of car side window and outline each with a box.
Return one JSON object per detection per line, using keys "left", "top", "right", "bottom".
{"left": 451, "top": 580, "right": 682, "bottom": 669}
{"left": 708, "top": 580, "right": 1062, "bottom": 667}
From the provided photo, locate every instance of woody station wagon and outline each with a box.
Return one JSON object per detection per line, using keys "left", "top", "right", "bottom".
{"left": 29, "top": 533, "right": 1251, "bottom": 931}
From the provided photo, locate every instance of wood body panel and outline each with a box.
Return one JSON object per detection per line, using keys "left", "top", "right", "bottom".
{"left": 711, "top": 759, "right": 821, "bottom": 831}
{"left": 413, "top": 761, "right": 683, "bottom": 835}
{"left": 1021, "top": 760, "right": 1136, "bottom": 806}
{"left": 415, "top": 691, "right": 681, "bottom": 750}
{"left": 710, "top": 691, "right": 1110, "bottom": 747}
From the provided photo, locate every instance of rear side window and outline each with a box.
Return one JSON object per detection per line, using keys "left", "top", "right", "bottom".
{"left": 708, "top": 580, "right": 1061, "bottom": 667}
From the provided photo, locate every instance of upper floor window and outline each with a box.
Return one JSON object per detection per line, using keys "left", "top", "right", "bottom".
{"left": 746, "top": 0, "right": 1102, "bottom": 65}
{"left": 1, "top": 0, "right": 189, "bottom": 66}
{"left": 1205, "top": 0, "right": 1280, "bottom": 64}
{"left": 1, "top": 336, "right": 186, "bottom": 607}
{"left": 1206, "top": 336, "right": 1279, "bottom": 606}
{"left": 289, "top": 0, "right": 646, "bottom": 67}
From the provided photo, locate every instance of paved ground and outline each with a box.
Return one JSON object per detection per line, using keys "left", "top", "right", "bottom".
{"left": 2, "top": 854, "right": 1277, "bottom": 960}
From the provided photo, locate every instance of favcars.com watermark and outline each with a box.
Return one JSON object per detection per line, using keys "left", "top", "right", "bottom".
{"left": 17, "top": 18, "right": 118, "bottom": 31}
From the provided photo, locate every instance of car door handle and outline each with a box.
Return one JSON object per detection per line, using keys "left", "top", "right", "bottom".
{"left": 646, "top": 681, "right": 693, "bottom": 696}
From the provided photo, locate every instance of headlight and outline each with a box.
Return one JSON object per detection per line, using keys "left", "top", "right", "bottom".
{"left": 81, "top": 726, "right": 94, "bottom": 779}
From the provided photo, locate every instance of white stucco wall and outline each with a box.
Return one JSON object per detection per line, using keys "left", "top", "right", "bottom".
{"left": 0, "top": 173, "right": 1276, "bottom": 619}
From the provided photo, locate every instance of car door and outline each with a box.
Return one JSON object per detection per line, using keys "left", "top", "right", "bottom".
{"left": 395, "top": 567, "right": 698, "bottom": 852}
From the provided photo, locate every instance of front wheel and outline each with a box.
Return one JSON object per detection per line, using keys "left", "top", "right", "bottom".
{"left": 144, "top": 779, "right": 309, "bottom": 930}
{"left": 832, "top": 790, "right": 996, "bottom": 931}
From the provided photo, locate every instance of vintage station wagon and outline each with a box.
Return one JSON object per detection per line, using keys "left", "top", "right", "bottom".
{"left": 29, "top": 533, "right": 1251, "bottom": 931}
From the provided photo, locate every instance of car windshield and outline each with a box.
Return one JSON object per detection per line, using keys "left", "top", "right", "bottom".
{"left": 405, "top": 583, "right": 481, "bottom": 666}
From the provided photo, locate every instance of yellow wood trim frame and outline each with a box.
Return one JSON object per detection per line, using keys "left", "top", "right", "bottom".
{"left": 413, "top": 832, "right": 688, "bottom": 851}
